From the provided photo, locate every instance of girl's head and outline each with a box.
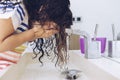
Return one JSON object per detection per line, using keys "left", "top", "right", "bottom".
{"left": 0, "top": 0, "right": 73, "bottom": 67}
{"left": 23, "top": 0, "right": 73, "bottom": 67}
{"left": 23, "top": 0, "right": 72, "bottom": 28}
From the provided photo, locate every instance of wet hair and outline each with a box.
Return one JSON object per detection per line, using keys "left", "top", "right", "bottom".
{"left": 0, "top": 0, "right": 73, "bottom": 68}
{"left": 23, "top": 0, "right": 73, "bottom": 68}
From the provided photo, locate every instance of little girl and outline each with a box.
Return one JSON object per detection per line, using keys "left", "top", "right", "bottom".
{"left": 0, "top": 0, "right": 73, "bottom": 70}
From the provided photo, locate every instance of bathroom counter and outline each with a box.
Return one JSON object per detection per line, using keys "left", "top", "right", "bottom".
{"left": 73, "top": 50, "right": 120, "bottom": 80}
{"left": 19, "top": 50, "right": 120, "bottom": 80}
{"left": 89, "top": 55, "right": 120, "bottom": 79}
{"left": 0, "top": 49, "right": 120, "bottom": 80}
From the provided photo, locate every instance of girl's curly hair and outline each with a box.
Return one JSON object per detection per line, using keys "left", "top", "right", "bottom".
{"left": 23, "top": 0, "right": 73, "bottom": 67}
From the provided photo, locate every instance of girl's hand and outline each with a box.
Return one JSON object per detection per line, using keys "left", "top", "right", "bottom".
{"left": 33, "top": 23, "right": 59, "bottom": 39}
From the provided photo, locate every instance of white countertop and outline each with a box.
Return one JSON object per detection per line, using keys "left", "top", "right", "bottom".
{"left": 1, "top": 49, "right": 120, "bottom": 80}
{"left": 73, "top": 50, "right": 120, "bottom": 80}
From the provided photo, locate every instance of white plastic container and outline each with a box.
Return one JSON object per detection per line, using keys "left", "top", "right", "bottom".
{"left": 85, "top": 41, "right": 101, "bottom": 59}
{"left": 108, "top": 41, "right": 120, "bottom": 57}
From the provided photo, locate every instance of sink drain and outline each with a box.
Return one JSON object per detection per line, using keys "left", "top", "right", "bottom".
{"left": 61, "top": 69, "right": 82, "bottom": 80}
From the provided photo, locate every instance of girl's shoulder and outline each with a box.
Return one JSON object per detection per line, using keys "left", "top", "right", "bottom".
{"left": 0, "top": 1, "right": 26, "bottom": 20}
{"left": 0, "top": 1, "right": 28, "bottom": 30}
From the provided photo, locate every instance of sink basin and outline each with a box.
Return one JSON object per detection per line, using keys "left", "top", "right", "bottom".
{"left": 0, "top": 50, "right": 119, "bottom": 80}
{"left": 19, "top": 54, "right": 89, "bottom": 80}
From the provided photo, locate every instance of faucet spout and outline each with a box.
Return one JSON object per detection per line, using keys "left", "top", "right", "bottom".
{"left": 66, "top": 29, "right": 90, "bottom": 57}
{"left": 66, "top": 29, "right": 101, "bottom": 59}
{"left": 72, "top": 30, "right": 91, "bottom": 58}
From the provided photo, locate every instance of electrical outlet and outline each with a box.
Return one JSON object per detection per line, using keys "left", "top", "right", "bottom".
{"left": 72, "top": 17, "right": 81, "bottom": 22}
{"left": 77, "top": 17, "right": 81, "bottom": 21}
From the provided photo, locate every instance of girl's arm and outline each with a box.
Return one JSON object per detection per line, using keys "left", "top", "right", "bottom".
{"left": 0, "top": 18, "right": 58, "bottom": 52}
{"left": 0, "top": 18, "right": 35, "bottom": 52}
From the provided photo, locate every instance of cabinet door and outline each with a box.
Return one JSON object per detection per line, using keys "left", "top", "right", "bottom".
{"left": 69, "top": 34, "right": 80, "bottom": 50}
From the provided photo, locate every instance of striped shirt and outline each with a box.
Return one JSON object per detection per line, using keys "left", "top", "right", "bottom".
{"left": 0, "top": 1, "right": 29, "bottom": 32}
{"left": 0, "top": 1, "right": 28, "bottom": 70}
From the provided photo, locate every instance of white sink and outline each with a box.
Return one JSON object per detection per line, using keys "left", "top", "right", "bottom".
{"left": 0, "top": 50, "right": 119, "bottom": 80}
{"left": 19, "top": 54, "right": 89, "bottom": 80}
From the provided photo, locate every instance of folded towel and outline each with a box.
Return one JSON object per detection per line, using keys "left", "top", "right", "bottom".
{"left": 0, "top": 51, "right": 21, "bottom": 71}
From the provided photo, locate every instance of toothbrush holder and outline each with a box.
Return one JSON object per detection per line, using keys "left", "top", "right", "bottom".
{"left": 80, "top": 37, "right": 106, "bottom": 54}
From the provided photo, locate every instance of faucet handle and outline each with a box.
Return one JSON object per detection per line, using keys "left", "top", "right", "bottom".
{"left": 65, "top": 28, "right": 73, "bottom": 36}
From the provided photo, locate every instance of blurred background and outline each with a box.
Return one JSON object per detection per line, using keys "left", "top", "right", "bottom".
{"left": 69, "top": 0, "right": 120, "bottom": 50}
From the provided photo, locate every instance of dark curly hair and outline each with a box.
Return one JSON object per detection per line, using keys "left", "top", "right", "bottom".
{"left": 0, "top": 0, "right": 73, "bottom": 68}
{"left": 23, "top": 0, "right": 73, "bottom": 67}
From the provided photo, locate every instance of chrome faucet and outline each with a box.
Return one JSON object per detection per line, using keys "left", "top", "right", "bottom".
{"left": 66, "top": 29, "right": 101, "bottom": 59}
